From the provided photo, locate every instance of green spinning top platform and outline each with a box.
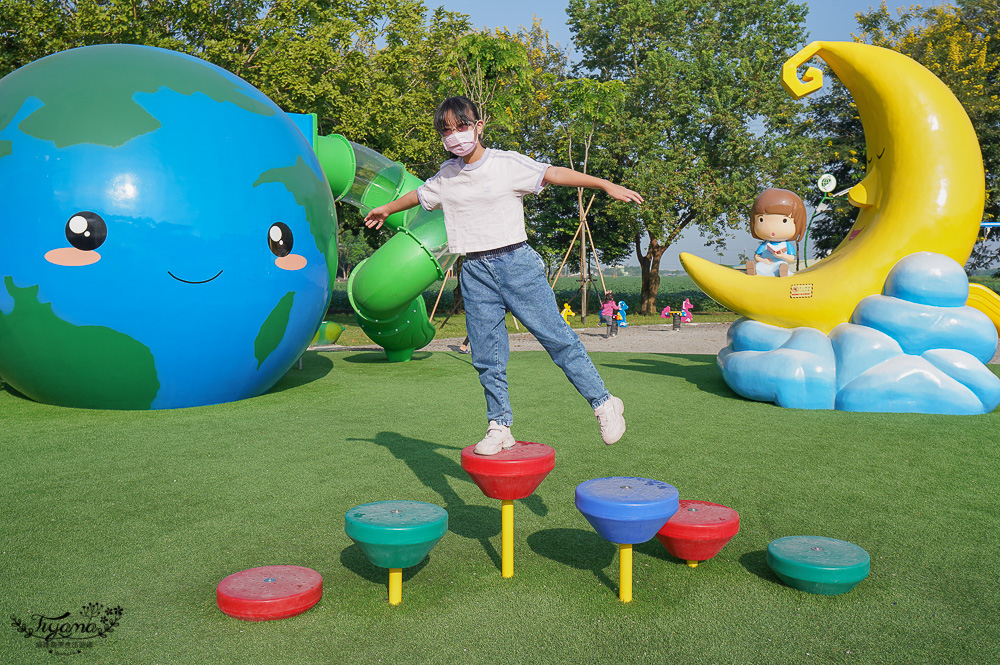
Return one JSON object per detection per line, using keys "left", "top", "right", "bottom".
{"left": 766, "top": 535, "right": 870, "bottom": 595}
{"left": 345, "top": 500, "right": 448, "bottom": 605}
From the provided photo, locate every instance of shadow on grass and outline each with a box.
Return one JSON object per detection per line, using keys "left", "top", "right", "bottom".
{"left": 340, "top": 543, "right": 429, "bottom": 585}
{"left": 348, "top": 432, "right": 550, "bottom": 571}
{"left": 631, "top": 537, "right": 693, "bottom": 567}
{"left": 0, "top": 379, "right": 30, "bottom": 402}
{"left": 341, "top": 351, "right": 432, "bottom": 364}
{"left": 527, "top": 528, "right": 618, "bottom": 593}
{"left": 740, "top": 549, "right": 780, "bottom": 584}
{"left": 602, "top": 354, "right": 735, "bottom": 398}
{"left": 267, "top": 351, "right": 335, "bottom": 394}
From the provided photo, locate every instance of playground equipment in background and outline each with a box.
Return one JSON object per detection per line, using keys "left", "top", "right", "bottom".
{"left": 311, "top": 131, "right": 456, "bottom": 362}
{"left": 660, "top": 299, "right": 693, "bottom": 329}
{"left": 616, "top": 301, "right": 629, "bottom": 327}
{"left": 344, "top": 501, "right": 448, "bottom": 605}
{"left": 766, "top": 536, "right": 870, "bottom": 595}
{"left": 681, "top": 299, "right": 693, "bottom": 322}
{"left": 680, "top": 41, "right": 999, "bottom": 333}
{"left": 0, "top": 45, "right": 338, "bottom": 409}
{"left": 561, "top": 303, "right": 576, "bottom": 324}
{"left": 310, "top": 321, "right": 345, "bottom": 346}
{"left": 216, "top": 565, "right": 323, "bottom": 621}
{"left": 655, "top": 500, "right": 740, "bottom": 568}
{"left": 678, "top": 299, "right": 694, "bottom": 323}
{"left": 575, "top": 477, "right": 679, "bottom": 602}
{"left": 660, "top": 299, "right": 693, "bottom": 322}
{"left": 461, "top": 442, "right": 555, "bottom": 578}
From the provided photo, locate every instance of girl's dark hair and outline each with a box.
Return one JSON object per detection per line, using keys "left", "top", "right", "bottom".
{"left": 433, "top": 96, "right": 481, "bottom": 134}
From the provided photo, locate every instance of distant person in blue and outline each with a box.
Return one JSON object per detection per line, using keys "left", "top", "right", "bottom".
{"left": 363, "top": 96, "right": 643, "bottom": 455}
{"left": 746, "top": 188, "right": 807, "bottom": 277}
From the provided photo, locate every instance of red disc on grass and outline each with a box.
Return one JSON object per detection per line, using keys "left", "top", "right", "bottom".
{"left": 461, "top": 441, "right": 555, "bottom": 500}
{"left": 656, "top": 500, "right": 740, "bottom": 563}
{"left": 216, "top": 565, "right": 322, "bottom": 621}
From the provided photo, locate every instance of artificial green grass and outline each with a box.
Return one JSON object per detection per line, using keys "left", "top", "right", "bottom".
{"left": 2, "top": 351, "right": 999, "bottom": 664}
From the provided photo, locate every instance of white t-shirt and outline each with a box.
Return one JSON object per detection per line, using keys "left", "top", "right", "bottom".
{"left": 416, "top": 148, "right": 549, "bottom": 254}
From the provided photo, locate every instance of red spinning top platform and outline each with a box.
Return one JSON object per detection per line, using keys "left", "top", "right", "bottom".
{"left": 216, "top": 565, "right": 322, "bottom": 621}
{"left": 460, "top": 441, "right": 555, "bottom": 500}
{"left": 655, "top": 500, "right": 740, "bottom": 564}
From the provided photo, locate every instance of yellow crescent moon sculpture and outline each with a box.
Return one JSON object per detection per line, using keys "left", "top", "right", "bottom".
{"left": 680, "top": 41, "right": 988, "bottom": 333}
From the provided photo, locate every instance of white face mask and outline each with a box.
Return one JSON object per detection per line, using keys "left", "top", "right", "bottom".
{"left": 442, "top": 124, "right": 479, "bottom": 156}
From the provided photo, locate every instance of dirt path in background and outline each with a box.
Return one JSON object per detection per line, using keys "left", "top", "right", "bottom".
{"left": 325, "top": 322, "right": 732, "bottom": 355}
{"left": 323, "top": 321, "right": 1000, "bottom": 364}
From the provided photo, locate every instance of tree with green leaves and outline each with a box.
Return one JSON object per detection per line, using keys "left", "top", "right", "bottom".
{"left": 536, "top": 78, "right": 628, "bottom": 318}
{"left": 567, "top": 0, "right": 821, "bottom": 313}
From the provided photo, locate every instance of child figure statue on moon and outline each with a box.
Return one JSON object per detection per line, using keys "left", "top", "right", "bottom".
{"left": 746, "top": 188, "right": 807, "bottom": 277}
{"left": 363, "top": 96, "right": 643, "bottom": 455}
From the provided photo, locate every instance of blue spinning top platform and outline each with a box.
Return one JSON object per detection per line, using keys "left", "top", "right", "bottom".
{"left": 575, "top": 477, "right": 680, "bottom": 544}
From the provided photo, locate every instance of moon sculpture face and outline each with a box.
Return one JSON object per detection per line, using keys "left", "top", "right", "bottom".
{"left": 681, "top": 41, "right": 986, "bottom": 334}
{"left": 0, "top": 45, "right": 337, "bottom": 409}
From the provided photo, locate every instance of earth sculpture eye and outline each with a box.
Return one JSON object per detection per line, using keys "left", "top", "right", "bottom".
{"left": 65, "top": 211, "right": 107, "bottom": 251}
{"left": 268, "top": 222, "right": 293, "bottom": 257}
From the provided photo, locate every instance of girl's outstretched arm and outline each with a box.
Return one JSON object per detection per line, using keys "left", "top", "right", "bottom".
{"left": 363, "top": 189, "right": 421, "bottom": 229}
{"left": 543, "top": 166, "right": 643, "bottom": 204}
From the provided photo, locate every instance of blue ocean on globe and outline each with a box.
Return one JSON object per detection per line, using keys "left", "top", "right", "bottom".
{"left": 718, "top": 253, "right": 1000, "bottom": 414}
{"left": 0, "top": 45, "right": 337, "bottom": 409}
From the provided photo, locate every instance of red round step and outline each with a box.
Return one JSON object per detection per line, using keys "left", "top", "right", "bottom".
{"left": 656, "top": 500, "right": 740, "bottom": 563}
{"left": 216, "top": 565, "right": 322, "bottom": 621}
{"left": 460, "top": 441, "right": 555, "bottom": 500}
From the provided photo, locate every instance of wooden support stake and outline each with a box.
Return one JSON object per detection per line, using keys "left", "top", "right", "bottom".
{"left": 428, "top": 269, "right": 452, "bottom": 321}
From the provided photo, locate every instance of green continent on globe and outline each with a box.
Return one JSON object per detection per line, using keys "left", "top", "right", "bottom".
{"left": 255, "top": 292, "right": 295, "bottom": 369}
{"left": 0, "top": 44, "right": 276, "bottom": 151}
{"left": 0, "top": 277, "right": 159, "bottom": 409}
{"left": 254, "top": 156, "right": 338, "bottom": 282}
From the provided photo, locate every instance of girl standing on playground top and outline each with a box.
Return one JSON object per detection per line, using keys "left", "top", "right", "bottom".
{"left": 364, "top": 96, "right": 643, "bottom": 455}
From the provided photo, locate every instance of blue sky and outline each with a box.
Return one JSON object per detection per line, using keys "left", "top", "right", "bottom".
{"left": 433, "top": 0, "right": 942, "bottom": 57}
{"left": 429, "top": 0, "right": 946, "bottom": 268}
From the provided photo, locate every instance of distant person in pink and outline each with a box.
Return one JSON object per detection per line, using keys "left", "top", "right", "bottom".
{"left": 600, "top": 292, "right": 620, "bottom": 338}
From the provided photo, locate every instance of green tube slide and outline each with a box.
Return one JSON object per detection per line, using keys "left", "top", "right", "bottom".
{"left": 313, "top": 130, "right": 456, "bottom": 362}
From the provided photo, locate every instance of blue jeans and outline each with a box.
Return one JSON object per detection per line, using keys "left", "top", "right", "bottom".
{"left": 461, "top": 245, "right": 611, "bottom": 426}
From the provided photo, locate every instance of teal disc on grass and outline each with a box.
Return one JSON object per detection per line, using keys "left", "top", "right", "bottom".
{"left": 767, "top": 535, "right": 870, "bottom": 595}
{"left": 345, "top": 501, "right": 448, "bottom": 569}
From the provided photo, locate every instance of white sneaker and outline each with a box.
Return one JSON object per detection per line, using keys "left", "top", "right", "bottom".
{"left": 474, "top": 421, "right": 516, "bottom": 455}
{"left": 594, "top": 396, "right": 626, "bottom": 445}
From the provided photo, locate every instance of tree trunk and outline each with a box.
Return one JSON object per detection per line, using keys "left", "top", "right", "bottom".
{"left": 580, "top": 224, "right": 589, "bottom": 324}
{"left": 636, "top": 233, "right": 667, "bottom": 315}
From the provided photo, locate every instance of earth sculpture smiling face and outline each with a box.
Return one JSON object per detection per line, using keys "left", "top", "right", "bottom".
{"left": 0, "top": 45, "right": 337, "bottom": 409}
